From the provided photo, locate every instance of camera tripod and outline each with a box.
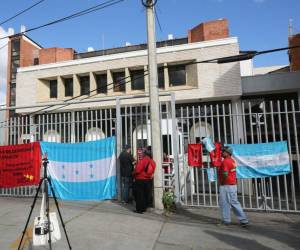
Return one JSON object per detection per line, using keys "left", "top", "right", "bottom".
{"left": 18, "top": 157, "right": 72, "bottom": 250}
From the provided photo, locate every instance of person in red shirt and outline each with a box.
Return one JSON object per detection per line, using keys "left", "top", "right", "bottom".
{"left": 133, "top": 146, "right": 156, "bottom": 213}
{"left": 219, "top": 146, "right": 248, "bottom": 227}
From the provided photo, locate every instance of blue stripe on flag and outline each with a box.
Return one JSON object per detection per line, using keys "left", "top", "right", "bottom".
{"left": 40, "top": 136, "right": 115, "bottom": 162}
{"left": 237, "top": 164, "right": 291, "bottom": 179}
{"left": 50, "top": 176, "right": 117, "bottom": 201}
{"left": 226, "top": 141, "right": 291, "bottom": 178}
{"left": 226, "top": 141, "right": 288, "bottom": 157}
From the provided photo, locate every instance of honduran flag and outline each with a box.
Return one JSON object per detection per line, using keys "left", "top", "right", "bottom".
{"left": 228, "top": 141, "right": 291, "bottom": 179}
{"left": 40, "top": 137, "right": 116, "bottom": 200}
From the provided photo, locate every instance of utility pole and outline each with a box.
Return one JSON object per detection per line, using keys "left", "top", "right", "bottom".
{"left": 143, "top": 0, "right": 163, "bottom": 209}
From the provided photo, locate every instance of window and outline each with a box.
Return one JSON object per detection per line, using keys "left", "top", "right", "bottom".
{"left": 11, "top": 39, "right": 20, "bottom": 56}
{"left": 168, "top": 64, "right": 186, "bottom": 86}
{"left": 158, "top": 67, "right": 165, "bottom": 89}
{"left": 79, "top": 76, "right": 90, "bottom": 95}
{"left": 113, "top": 72, "right": 125, "bottom": 92}
{"left": 130, "top": 70, "right": 145, "bottom": 90}
{"left": 11, "top": 58, "right": 20, "bottom": 74}
{"left": 33, "top": 58, "right": 39, "bottom": 65}
{"left": 10, "top": 83, "right": 16, "bottom": 106}
{"left": 49, "top": 80, "right": 57, "bottom": 98}
{"left": 96, "top": 74, "right": 107, "bottom": 94}
{"left": 64, "top": 78, "right": 73, "bottom": 97}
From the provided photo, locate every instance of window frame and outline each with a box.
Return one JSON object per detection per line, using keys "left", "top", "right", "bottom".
{"left": 112, "top": 71, "right": 126, "bottom": 92}
{"left": 130, "top": 69, "right": 145, "bottom": 91}
{"left": 64, "top": 78, "right": 73, "bottom": 97}
{"left": 96, "top": 74, "right": 108, "bottom": 94}
{"left": 168, "top": 64, "right": 187, "bottom": 87}
{"left": 49, "top": 79, "right": 58, "bottom": 99}
{"left": 79, "top": 75, "right": 90, "bottom": 96}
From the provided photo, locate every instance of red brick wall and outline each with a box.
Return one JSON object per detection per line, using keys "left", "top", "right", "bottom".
{"left": 188, "top": 19, "right": 229, "bottom": 43}
{"left": 20, "top": 38, "right": 40, "bottom": 67}
{"left": 289, "top": 34, "right": 300, "bottom": 71}
{"left": 39, "top": 48, "right": 74, "bottom": 64}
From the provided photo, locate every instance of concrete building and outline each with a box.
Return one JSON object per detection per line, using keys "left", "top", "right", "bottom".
{"left": 1, "top": 19, "right": 300, "bottom": 212}
{"left": 12, "top": 19, "right": 242, "bottom": 114}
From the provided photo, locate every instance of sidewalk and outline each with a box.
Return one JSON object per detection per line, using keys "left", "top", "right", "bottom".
{"left": 0, "top": 197, "right": 299, "bottom": 250}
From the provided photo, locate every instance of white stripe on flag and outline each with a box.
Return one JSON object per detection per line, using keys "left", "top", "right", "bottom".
{"left": 233, "top": 152, "right": 289, "bottom": 168}
{"left": 48, "top": 155, "right": 116, "bottom": 182}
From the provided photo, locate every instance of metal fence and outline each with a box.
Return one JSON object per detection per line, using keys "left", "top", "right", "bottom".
{"left": 176, "top": 99, "right": 300, "bottom": 213}
{"left": 0, "top": 97, "right": 299, "bottom": 213}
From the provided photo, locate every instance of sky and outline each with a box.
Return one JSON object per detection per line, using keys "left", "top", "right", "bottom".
{"left": 0, "top": 27, "right": 8, "bottom": 105}
{"left": 0, "top": 0, "right": 299, "bottom": 104}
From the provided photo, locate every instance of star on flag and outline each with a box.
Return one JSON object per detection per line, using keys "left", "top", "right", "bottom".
{"left": 24, "top": 174, "right": 34, "bottom": 181}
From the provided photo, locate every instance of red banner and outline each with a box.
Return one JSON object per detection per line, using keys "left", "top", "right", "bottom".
{"left": 0, "top": 142, "right": 41, "bottom": 188}
{"left": 188, "top": 144, "right": 202, "bottom": 167}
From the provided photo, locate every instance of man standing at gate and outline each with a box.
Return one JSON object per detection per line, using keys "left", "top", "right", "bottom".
{"left": 119, "top": 145, "right": 136, "bottom": 203}
{"left": 218, "top": 146, "right": 249, "bottom": 227}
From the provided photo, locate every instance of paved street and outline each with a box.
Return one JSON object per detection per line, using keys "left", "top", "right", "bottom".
{"left": 0, "top": 197, "right": 299, "bottom": 250}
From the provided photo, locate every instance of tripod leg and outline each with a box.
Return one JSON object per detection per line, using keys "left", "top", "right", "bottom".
{"left": 48, "top": 177, "right": 72, "bottom": 250}
{"left": 18, "top": 178, "right": 44, "bottom": 250}
{"left": 45, "top": 179, "right": 52, "bottom": 250}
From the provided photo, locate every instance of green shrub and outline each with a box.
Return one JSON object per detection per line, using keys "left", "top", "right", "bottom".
{"left": 162, "top": 191, "right": 176, "bottom": 213}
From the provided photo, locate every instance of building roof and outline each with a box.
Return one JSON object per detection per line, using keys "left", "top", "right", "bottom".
{"left": 9, "top": 34, "right": 43, "bottom": 49}
{"left": 75, "top": 37, "right": 188, "bottom": 59}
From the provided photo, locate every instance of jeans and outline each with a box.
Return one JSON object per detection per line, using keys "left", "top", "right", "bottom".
{"left": 219, "top": 185, "right": 248, "bottom": 223}
{"left": 122, "top": 177, "right": 131, "bottom": 203}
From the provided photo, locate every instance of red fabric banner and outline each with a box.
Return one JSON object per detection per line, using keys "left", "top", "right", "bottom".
{"left": 188, "top": 144, "right": 202, "bottom": 167}
{"left": 209, "top": 141, "right": 223, "bottom": 167}
{"left": 0, "top": 142, "right": 41, "bottom": 188}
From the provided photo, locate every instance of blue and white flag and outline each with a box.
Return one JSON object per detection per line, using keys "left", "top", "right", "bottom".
{"left": 207, "top": 167, "right": 217, "bottom": 182}
{"left": 40, "top": 137, "right": 116, "bottom": 201}
{"left": 202, "top": 137, "right": 215, "bottom": 153}
{"left": 228, "top": 141, "right": 291, "bottom": 179}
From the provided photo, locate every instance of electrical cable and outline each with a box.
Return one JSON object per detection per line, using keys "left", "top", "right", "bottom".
{"left": 0, "top": 0, "right": 125, "bottom": 40}
{"left": 0, "top": 0, "right": 46, "bottom": 26}
{"left": 154, "top": 7, "right": 163, "bottom": 32}
{"left": 0, "top": 44, "right": 299, "bottom": 124}
{"left": 0, "top": 71, "right": 149, "bottom": 125}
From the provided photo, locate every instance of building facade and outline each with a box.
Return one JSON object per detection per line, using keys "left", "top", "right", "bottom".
{"left": 1, "top": 19, "right": 300, "bottom": 212}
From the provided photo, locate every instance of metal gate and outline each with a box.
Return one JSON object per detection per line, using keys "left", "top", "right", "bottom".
{"left": 0, "top": 96, "right": 177, "bottom": 198}
{"left": 0, "top": 97, "right": 299, "bottom": 213}
{"left": 176, "top": 99, "right": 300, "bottom": 212}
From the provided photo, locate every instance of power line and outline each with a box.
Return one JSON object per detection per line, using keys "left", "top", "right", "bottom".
{"left": 30, "top": 71, "right": 147, "bottom": 115}
{"left": 0, "top": 43, "right": 8, "bottom": 50}
{"left": 154, "top": 7, "right": 163, "bottom": 32}
{"left": 0, "top": 0, "right": 46, "bottom": 26}
{"left": 1, "top": 44, "right": 299, "bottom": 122}
{"left": 0, "top": 0, "right": 125, "bottom": 40}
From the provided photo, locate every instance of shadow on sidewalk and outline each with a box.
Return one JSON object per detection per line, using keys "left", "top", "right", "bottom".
{"left": 204, "top": 230, "right": 274, "bottom": 250}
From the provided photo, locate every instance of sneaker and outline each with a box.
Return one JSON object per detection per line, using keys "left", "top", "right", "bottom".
{"left": 240, "top": 221, "right": 249, "bottom": 227}
{"left": 133, "top": 210, "right": 143, "bottom": 214}
{"left": 217, "top": 221, "right": 231, "bottom": 226}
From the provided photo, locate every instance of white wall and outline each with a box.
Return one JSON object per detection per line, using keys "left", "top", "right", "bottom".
{"left": 240, "top": 59, "right": 253, "bottom": 77}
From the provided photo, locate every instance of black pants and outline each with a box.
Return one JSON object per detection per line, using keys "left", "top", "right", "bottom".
{"left": 135, "top": 179, "right": 153, "bottom": 213}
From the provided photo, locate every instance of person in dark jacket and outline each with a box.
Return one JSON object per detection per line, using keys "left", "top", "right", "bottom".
{"left": 119, "top": 145, "right": 135, "bottom": 203}
{"left": 133, "top": 146, "right": 156, "bottom": 213}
